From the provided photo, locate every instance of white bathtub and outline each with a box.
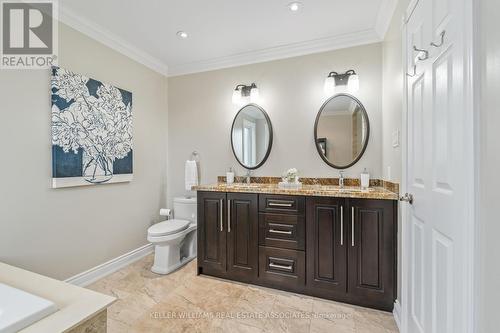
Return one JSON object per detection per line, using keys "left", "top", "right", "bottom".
{"left": 0, "top": 283, "right": 57, "bottom": 333}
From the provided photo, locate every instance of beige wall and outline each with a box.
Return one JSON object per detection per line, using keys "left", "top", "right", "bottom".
{"left": 168, "top": 43, "right": 383, "bottom": 203}
{"left": 0, "top": 23, "right": 168, "bottom": 280}
{"left": 477, "top": 0, "right": 500, "bottom": 331}
{"left": 382, "top": 0, "right": 409, "bottom": 302}
{"left": 382, "top": 0, "right": 409, "bottom": 183}
{"left": 381, "top": 0, "right": 409, "bottom": 303}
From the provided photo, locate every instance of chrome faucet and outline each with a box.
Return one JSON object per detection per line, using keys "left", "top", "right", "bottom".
{"left": 245, "top": 169, "right": 252, "bottom": 184}
{"left": 339, "top": 171, "right": 345, "bottom": 189}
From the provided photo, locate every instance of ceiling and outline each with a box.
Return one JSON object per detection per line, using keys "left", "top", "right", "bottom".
{"left": 59, "top": 0, "right": 397, "bottom": 76}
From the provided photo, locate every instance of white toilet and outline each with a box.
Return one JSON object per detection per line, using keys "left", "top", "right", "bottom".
{"left": 147, "top": 197, "right": 197, "bottom": 275}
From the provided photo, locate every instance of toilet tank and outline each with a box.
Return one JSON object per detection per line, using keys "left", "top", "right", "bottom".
{"left": 173, "top": 197, "right": 197, "bottom": 222}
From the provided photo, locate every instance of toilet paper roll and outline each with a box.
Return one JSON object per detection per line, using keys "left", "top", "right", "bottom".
{"left": 159, "top": 208, "right": 171, "bottom": 217}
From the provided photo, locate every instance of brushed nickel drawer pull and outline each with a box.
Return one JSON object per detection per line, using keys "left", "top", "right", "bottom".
{"left": 219, "top": 199, "right": 223, "bottom": 232}
{"left": 269, "top": 229, "right": 293, "bottom": 235}
{"left": 227, "top": 199, "right": 231, "bottom": 233}
{"left": 269, "top": 263, "right": 293, "bottom": 271}
{"left": 351, "top": 207, "right": 355, "bottom": 247}
{"left": 268, "top": 201, "right": 293, "bottom": 207}
{"left": 340, "top": 206, "right": 344, "bottom": 245}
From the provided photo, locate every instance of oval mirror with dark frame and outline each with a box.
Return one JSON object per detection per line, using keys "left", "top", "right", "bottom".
{"left": 314, "top": 94, "right": 370, "bottom": 169}
{"left": 231, "top": 104, "right": 273, "bottom": 170}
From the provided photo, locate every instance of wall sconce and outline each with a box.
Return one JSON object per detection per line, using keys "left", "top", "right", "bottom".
{"left": 324, "top": 70, "right": 359, "bottom": 96}
{"left": 232, "top": 83, "right": 259, "bottom": 105}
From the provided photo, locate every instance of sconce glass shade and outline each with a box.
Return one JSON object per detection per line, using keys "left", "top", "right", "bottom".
{"left": 324, "top": 76, "right": 336, "bottom": 96}
{"left": 232, "top": 88, "right": 242, "bottom": 104}
{"left": 250, "top": 86, "right": 260, "bottom": 103}
{"left": 347, "top": 74, "right": 359, "bottom": 92}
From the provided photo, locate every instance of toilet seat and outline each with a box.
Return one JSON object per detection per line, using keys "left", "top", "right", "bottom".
{"left": 148, "top": 219, "right": 190, "bottom": 237}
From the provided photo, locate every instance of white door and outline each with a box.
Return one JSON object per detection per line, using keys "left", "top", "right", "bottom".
{"left": 403, "top": 0, "right": 473, "bottom": 332}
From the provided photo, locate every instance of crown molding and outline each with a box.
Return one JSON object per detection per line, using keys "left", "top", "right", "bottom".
{"left": 374, "top": 0, "right": 398, "bottom": 39}
{"left": 167, "top": 29, "right": 381, "bottom": 77}
{"left": 58, "top": 2, "right": 395, "bottom": 78}
{"left": 59, "top": 7, "right": 168, "bottom": 76}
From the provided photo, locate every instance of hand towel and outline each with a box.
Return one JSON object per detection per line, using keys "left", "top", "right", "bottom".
{"left": 185, "top": 160, "right": 198, "bottom": 191}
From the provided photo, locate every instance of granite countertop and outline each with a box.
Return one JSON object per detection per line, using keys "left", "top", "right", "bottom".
{"left": 193, "top": 183, "right": 399, "bottom": 200}
{"left": 0, "top": 262, "right": 116, "bottom": 332}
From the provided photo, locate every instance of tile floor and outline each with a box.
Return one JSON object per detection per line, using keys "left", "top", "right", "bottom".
{"left": 88, "top": 255, "right": 399, "bottom": 332}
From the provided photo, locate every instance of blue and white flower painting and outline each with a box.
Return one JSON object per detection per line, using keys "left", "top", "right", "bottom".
{"left": 51, "top": 66, "right": 133, "bottom": 188}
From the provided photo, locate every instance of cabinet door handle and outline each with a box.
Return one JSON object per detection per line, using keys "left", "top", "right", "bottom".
{"left": 340, "top": 206, "right": 344, "bottom": 245}
{"left": 219, "top": 199, "right": 223, "bottom": 232}
{"left": 268, "top": 201, "right": 293, "bottom": 207}
{"left": 269, "top": 229, "right": 292, "bottom": 235}
{"left": 351, "top": 207, "right": 355, "bottom": 247}
{"left": 269, "top": 263, "right": 293, "bottom": 272}
{"left": 227, "top": 199, "right": 231, "bottom": 233}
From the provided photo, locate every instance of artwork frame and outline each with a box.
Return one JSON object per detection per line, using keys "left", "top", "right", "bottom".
{"left": 51, "top": 66, "right": 133, "bottom": 188}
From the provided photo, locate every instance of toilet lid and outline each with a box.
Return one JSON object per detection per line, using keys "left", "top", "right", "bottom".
{"left": 148, "top": 219, "right": 190, "bottom": 237}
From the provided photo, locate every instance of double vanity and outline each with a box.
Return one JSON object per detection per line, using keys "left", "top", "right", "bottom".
{"left": 193, "top": 91, "right": 398, "bottom": 311}
{"left": 194, "top": 180, "right": 398, "bottom": 312}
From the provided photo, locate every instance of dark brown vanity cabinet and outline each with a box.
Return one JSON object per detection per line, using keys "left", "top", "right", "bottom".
{"left": 306, "top": 197, "right": 347, "bottom": 298}
{"left": 197, "top": 191, "right": 258, "bottom": 282}
{"left": 226, "top": 193, "right": 259, "bottom": 281}
{"left": 306, "top": 197, "right": 396, "bottom": 311}
{"left": 257, "top": 195, "right": 306, "bottom": 291}
{"left": 198, "top": 191, "right": 227, "bottom": 276}
{"left": 347, "top": 198, "right": 396, "bottom": 311}
{"left": 198, "top": 191, "right": 397, "bottom": 312}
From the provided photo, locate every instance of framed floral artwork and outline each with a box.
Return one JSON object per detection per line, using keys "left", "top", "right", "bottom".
{"left": 51, "top": 66, "right": 133, "bottom": 188}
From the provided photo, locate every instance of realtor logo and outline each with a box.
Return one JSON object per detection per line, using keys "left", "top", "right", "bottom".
{"left": 1, "top": 0, "right": 58, "bottom": 69}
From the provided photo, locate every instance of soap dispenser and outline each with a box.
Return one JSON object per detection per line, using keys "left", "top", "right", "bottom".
{"left": 360, "top": 168, "right": 370, "bottom": 190}
{"left": 226, "top": 167, "right": 235, "bottom": 184}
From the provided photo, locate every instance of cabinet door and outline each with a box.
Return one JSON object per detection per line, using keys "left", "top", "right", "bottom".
{"left": 197, "top": 192, "right": 227, "bottom": 276}
{"left": 347, "top": 199, "right": 396, "bottom": 311}
{"left": 226, "top": 193, "right": 258, "bottom": 282}
{"left": 306, "top": 197, "right": 347, "bottom": 298}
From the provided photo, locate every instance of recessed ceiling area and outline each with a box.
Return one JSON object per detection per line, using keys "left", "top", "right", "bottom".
{"left": 59, "top": 0, "right": 397, "bottom": 76}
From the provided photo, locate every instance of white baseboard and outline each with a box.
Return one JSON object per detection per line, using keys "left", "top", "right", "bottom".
{"left": 393, "top": 300, "right": 402, "bottom": 331}
{"left": 65, "top": 244, "right": 154, "bottom": 287}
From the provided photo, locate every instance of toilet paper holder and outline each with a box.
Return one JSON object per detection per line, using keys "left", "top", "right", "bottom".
{"left": 159, "top": 208, "right": 171, "bottom": 219}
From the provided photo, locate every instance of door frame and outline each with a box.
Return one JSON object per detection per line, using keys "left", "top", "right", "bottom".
{"left": 400, "top": 0, "right": 477, "bottom": 332}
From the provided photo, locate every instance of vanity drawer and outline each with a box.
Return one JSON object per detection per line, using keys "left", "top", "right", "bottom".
{"left": 258, "top": 195, "right": 305, "bottom": 215}
{"left": 258, "top": 246, "right": 305, "bottom": 291}
{"left": 259, "top": 213, "right": 305, "bottom": 250}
